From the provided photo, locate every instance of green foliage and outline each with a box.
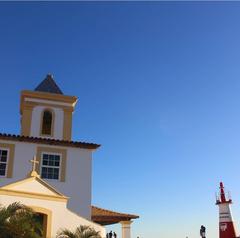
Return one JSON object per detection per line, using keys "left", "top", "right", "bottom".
{"left": 57, "top": 225, "right": 102, "bottom": 238}
{"left": 0, "top": 202, "right": 42, "bottom": 238}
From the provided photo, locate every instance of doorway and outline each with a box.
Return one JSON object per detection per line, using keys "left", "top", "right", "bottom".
{"left": 31, "top": 207, "right": 52, "bottom": 238}
{"left": 33, "top": 213, "right": 48, "bottom": 238}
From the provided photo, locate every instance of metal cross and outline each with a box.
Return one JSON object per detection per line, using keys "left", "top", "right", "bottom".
{"left": 29, "top": 156, "right": 39, "bottom": 172}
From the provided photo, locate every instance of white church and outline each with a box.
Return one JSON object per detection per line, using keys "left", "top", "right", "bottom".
{"left": 0, "top": 75, "right": 139, "bottom": 238}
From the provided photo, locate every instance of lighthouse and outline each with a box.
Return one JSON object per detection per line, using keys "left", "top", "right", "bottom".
{"left": 216, "top": 182, "right": 237, "bottom": 238}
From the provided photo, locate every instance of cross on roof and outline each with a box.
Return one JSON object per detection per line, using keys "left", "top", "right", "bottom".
{"left": 29, "top": 156, "right": 39, "bottom": 173}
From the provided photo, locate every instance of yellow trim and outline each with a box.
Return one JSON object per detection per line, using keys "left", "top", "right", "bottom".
{"left": 22, "top": 90, "right": 78, "bottom": 103}
{"left": 40, "top": 108, "right": 55, "bottom": 137}
{"left": 30, "top": 206, "right": 52, "bottom": 238}
{"left": 36, "top": 146, "right": 67, "bottom": 182}
{"left": 1, "top": 176, "right": 68, "bottom": 201}
{"left": 21, "top": 105, "right": 33, "bottom": 136}
{"left": 2, "top": 176, "right": 35, "bottom": 189}
{"left": 0, "top": 143, "right": 15, "bottom": 178}
{"left": 20, "top": 90, "right": 77, "bottom": 114}
{"left": 20, "top": 90, "right": 76, "bottom": 140}
{"left": 0, "top": 177, "right": 34, "bottom": 189}
{"left": 63, "top": 108, "right": 72, "bottom": 141}
{"left": 2, "top": 176, "right": 67, "bottom": 197}
{"left": 0, "top": 189, "right": 68, "bottom": 202}
{"left": 22, "top": 101, "right": 74, "bottom": 113}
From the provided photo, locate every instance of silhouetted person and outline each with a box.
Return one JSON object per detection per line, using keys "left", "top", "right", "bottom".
{"left": 200, "top": 225, "right": 206, "bottom": 238}
{"left": 109, "top": 231, "right": 113, "bottom": 238}
{"left": 113, "top": 232, "right": 117, "bottom": 238}
{"left": 106, "top": 233, "right": 109, "bottom": 238}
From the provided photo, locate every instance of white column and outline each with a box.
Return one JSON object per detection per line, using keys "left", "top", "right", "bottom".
{"left": 120, "top": 220, "right": 133, "bottom": 238}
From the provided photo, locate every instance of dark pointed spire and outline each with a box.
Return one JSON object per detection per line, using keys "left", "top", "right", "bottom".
{"left": 35, "top": 74, "right": 63, "bottom": 94}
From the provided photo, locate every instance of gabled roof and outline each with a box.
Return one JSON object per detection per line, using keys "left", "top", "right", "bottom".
{"left": 0, "top": 175, "right": 68, "bottom": 202}
{"left": 35, "top": 74, "right": 63, "bottom": 94}
{"left": 91, "top": 206, "right": 139, "bottom": 225}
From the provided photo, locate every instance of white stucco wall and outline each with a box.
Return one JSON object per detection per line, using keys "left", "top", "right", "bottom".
{"left": 30, "top": 105, "right": 64, "bottom": 140}
{"left": 0, "top": 140, "right": 93, "bottom": 219}
{"left": 0, "top": 194, "right": 105, "bottom": 238}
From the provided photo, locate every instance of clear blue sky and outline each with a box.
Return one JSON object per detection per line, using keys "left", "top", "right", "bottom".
{"left": 1, "top": 2, "right": 240, "bottom": 238}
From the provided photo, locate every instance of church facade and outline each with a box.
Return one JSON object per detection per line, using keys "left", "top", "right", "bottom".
{"left": 0, "top": 75, "right": 138, "bottom": 238}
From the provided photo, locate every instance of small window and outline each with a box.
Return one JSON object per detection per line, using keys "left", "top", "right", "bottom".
{"left": 0, "top": 149, "right": 8, "bottom": 176}
{"left": 41, "top": 153, "right": 61, "bottom": 180}
{"left": 41, "top": 110, "right": 53, "bottom": 136}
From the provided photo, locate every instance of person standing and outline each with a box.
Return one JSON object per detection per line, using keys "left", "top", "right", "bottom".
{"left": 109, "top": 231, "right": 113, "bottom": 238}
{"left": 113, "top": 232, "right": 117, "bottom": 238}
{"left": 200, "top": 225, "right": 206, "bottom": 238}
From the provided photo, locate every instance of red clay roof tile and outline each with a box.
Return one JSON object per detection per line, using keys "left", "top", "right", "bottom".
{"left": 0, "top": 133, "right": 100, "bottom": 150}
{"left": 91, "top": 205, "right": 139, "bottom": 225}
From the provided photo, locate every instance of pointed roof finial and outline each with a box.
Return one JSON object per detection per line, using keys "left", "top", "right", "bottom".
{"left": 35, "top": 74, "right": 63, "bottom": 94}
{"left": 46, "top": 73, "right": 53, "bottom": 79}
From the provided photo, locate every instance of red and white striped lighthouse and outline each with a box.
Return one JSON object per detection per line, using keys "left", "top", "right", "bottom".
{"left": 216, "top": 182, "right": 237, "bottom": 238}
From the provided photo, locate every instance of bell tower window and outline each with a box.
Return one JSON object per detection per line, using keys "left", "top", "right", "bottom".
{"left": 41, "top": 110, "right": 53, "bottom": 136}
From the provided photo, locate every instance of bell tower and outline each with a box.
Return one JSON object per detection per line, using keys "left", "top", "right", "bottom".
{"left": 20, "top": 74, "right": 78, "bottom": 141}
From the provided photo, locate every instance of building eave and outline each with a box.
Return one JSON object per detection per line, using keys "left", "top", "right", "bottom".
{"left": 91, "top": 205, "right": 139, "bottom": 225}
{"left": 0, "top": 133, "right": 100, "bottom": 150}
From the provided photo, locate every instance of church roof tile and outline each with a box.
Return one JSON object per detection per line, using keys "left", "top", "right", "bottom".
{"left": 35, "top": 74, "right": 63, "bottom": 94}
{"left": 91, "top": 205, "right": 139, "bottom": 225}
{"left": 0, "top": 133, "right": 100, "bottom": 150}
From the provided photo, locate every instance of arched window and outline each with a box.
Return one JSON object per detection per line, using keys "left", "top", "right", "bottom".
{"left": 41, "top": 110, "right": 53, "bottom": 136}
